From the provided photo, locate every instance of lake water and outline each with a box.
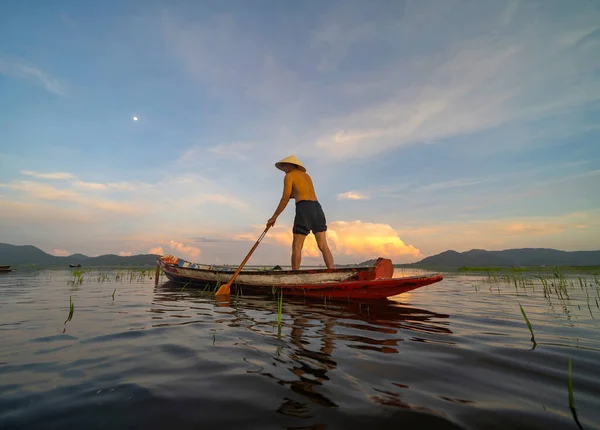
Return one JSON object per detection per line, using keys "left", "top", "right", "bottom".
{"left": 1, "top": 268, "right": 599, "bottom": 429}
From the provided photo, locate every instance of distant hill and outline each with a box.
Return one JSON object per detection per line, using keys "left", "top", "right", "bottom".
{"left": 2, "top": 242, "right": 599, "bottom": 269}
{"left": 405, "top": 248, "right": 600, "bottom": 268}
{"left": 0, "top": 243, "right": 159, "bottom": 267}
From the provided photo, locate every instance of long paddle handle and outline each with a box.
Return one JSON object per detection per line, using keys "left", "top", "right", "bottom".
{"left": 226, "top": 226, "right": 270, "bottom": 286}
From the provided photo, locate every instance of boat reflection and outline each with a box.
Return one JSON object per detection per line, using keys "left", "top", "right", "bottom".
{"left": 153, "top": 281, "right": 452, "bottom": 415}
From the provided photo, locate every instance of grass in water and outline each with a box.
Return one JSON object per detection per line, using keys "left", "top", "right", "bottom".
{"left": 64, "top": 295, "right": 74, "bottom": 324}
{"left": 277, "top": 289, "right": 283, "bottom": 326}
{"left": 112, "top": 288, "right": 116, "bottom": 300}
{"left": 568, "top": 358, "right": 574, "bottom": 408}
{"left": 568, "top": 358, "right": 583, "bottom": 430}
{"left": 586, "top": 290, "right": 594, "bottom": 319}
{"left": 212, "top": 273, "right": 222, "bottom": 292}
{"left": 519, "top": 303, "right": 537, "bottom": 348}
{"left": 276, "top": 289, "right": 284, "bottom": 338}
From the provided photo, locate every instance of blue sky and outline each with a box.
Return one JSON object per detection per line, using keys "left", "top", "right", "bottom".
{"left": 1, "top": 0, "right": 599, "bottom": 265}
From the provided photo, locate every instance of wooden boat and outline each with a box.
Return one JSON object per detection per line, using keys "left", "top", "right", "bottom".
{"left": 0, "top": 265, "right": 11, "bottom": 272}
{"left": 156, "top": 255, "right": 443, "bottom": 299}
{"left": 69, "top": 264, "right": 82, "bottom": 268}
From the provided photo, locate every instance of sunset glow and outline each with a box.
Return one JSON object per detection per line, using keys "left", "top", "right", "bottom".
{"left": 1, "top": 1, "right": 598, "bottom": 264}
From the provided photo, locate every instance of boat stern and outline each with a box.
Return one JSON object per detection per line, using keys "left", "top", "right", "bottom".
{"left": 374, "top": 258, "right": 394, "bottom": 279}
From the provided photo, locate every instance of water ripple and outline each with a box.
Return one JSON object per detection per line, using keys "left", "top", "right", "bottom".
{"left": 0, "top": 270, "right": 599, "bottom": 429}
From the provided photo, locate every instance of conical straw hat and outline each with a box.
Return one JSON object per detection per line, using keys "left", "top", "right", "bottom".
{"left": 275, "top": 155, "right": 306, "bottom": 172}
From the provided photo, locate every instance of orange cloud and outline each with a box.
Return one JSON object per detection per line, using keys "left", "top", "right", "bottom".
{"left": 265, "top": 220, "right": 421, "bottom": 263}
{"left": 118, "top": 251, "right": 133, "bottom": 256}
{"left": 147, "top": 240, "right": 202, "bottom": 260}
{"left": 149, "top": 246, "right": 165, "bottom": 255}
{"left": 52, "top": 248, "right": 70, "bottom": 256}
{"left": 168, "top": 240, "right": 201, "bottom": 258}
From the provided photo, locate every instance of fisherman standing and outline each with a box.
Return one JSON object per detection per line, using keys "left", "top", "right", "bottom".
{"left": 267, "top": 155, "right": 335, "bottom": 270}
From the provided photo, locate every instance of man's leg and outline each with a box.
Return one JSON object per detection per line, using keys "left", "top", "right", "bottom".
{"left": 314, "top": 231, "right": 334, "bottom": 269}
{"left": 292, "top": 234, "right": 306, "bottom": 270}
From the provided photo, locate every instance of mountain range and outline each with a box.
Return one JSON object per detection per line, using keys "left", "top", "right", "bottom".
{"left": 1, "top": 243, "right": 599, "bottom": 268}
{"left": 401, "top": 248, "right": 600, "bottom": 267}
{"left": 0, "top": 243, "right": 159, "bottom": 267}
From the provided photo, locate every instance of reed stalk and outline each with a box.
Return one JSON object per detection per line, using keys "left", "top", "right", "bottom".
{"left": 277, "top": 289, "right": 283, "bottom": 326}
{"left": 568, "top": 358, "right": 574, "bottom": 409}
{"left": 64, "top": 296, "right": 74, "bottom": 324}
{"left": 586, "top": 290, "right": 594, "bottom": 318}
{"left": 519, "top": 303, "right": 536, "bottom": 347}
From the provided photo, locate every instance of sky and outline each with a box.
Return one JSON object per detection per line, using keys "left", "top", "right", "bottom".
{"left": 1, "top": 0, "right": 599, "bottom": 266}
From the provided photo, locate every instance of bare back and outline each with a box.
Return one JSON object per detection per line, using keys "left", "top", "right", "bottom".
{"left": 284, "top": 170, "right": 318, "bottom": 202}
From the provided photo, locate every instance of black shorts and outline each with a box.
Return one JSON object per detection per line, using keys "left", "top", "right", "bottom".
{"left": 293, "top": 200, "right": 327, "bottom": 236}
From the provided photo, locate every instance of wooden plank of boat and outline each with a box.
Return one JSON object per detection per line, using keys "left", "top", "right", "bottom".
{"left": 157, "top": 254, "right": 393, "bottom": 286}
{"left": 0, "top": 265, "right": 11, "bottom": 272}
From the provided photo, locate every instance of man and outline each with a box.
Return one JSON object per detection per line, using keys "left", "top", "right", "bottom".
{"left": 267, "top": 155, "right": 334, "bottom": 270}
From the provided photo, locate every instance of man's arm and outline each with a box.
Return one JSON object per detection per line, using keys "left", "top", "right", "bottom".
{"left": 267, "top": 174, "right": 293, "bottom": 227}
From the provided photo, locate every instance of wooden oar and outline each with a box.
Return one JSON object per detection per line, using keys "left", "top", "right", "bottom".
{"left": 215, "top": 226, "right": 271, "bottom": 296}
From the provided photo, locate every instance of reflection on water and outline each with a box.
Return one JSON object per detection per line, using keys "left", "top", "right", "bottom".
{"left": 0, "top": 270, "right": 599, "bottom": 429}
{"left": 154, "top": 281, "right": 453, "bottom": 413}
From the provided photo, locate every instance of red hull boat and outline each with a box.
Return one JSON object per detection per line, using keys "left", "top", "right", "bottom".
{"left": 157, "top": 255, "right": 443, "bottom": 300}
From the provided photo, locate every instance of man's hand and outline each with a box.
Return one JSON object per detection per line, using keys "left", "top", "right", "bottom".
{"left": 266, "top": 217, "right": 277, "bottom": 228}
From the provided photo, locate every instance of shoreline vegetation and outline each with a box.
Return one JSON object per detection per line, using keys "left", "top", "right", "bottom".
{"left": 5, "top": 264, "right": 600, "bottom": 272}
{"left": 1, "top": 243, "right": 599, "bottom": 273}
{"left": 6, "top": 261, "right": 599, "bottom": 275}
{"left": 415, "top": 265, "right": 600, "bottom": 273}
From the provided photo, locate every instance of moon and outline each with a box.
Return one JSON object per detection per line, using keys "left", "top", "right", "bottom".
{"left": 133, "top": 116, "right": 139, "bottom": 121}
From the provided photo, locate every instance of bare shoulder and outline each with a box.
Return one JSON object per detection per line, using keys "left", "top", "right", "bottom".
{"left": 286, "top": 170, "right": 302, "bottom": 179}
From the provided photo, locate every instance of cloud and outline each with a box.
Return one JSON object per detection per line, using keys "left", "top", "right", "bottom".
{"left": 3, "top": 168, "right": 248, "bottom": 237}
{"left": 310, "top": 2, "right": 600, "bottom": 159}
{"left": 87, "top": 200, "right": 141, "bottom": 214}
{"left": 190, "top": 236, "right": 242, "bottom": 243}
{"left": 168, "top": 240, "right": 201, "bottom": 259}
{"left": 338, "top": 191, "right": 369, "bottom": 200}
{"left": 161, "top": 1, "right": 600, "bottom": 164}
{"left": 52, "top": 249, "right": 71, "bottom": 256}
{"left": 149, "top": 246, "right": 165, "bottom": 255}
{"left": 398, "top": 210, "right": 600, "bottom": 255}
{"left": 170, "top": 192, "right": 248, "bottom": 211}
{"left": 0, "top": 181, "right": 79, "bottom": 201}
{"left": 265, "top": 220, "right": 421, "bottom": 263}
{"left": 0, "top": 199, "right": 101, "bottom": 225}
{"left": 0, "top": 180, "right": 142, "bottom": 214}
{"left": 0, "top": 57, "right": 68, "bottom": 95}
{"left": 107, "top": 182, "right": 140, "bottom": 191}
{"left": 21, "top": 171, "right": 75, "bottom": 180}
{"left": 209, "top": 141, "right": 254, "bottom": 159}
{"left": 75, "top": 181, "right": 109, "bottom": 190}
{"left": 148, "top": 240, "right": 202, "bottom": 260}
{"left": 118, "top": 251, "right": 133, "bottom": 257}
{"left": 418, "top": 178, "right": 489, "bottom": 193}
{"left": 20, "top": 172, "right": 144, "bottom": 193}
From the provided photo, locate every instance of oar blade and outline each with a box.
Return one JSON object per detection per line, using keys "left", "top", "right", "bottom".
{"left": 215, "top": 283, "right": 231, "bottom": 296}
